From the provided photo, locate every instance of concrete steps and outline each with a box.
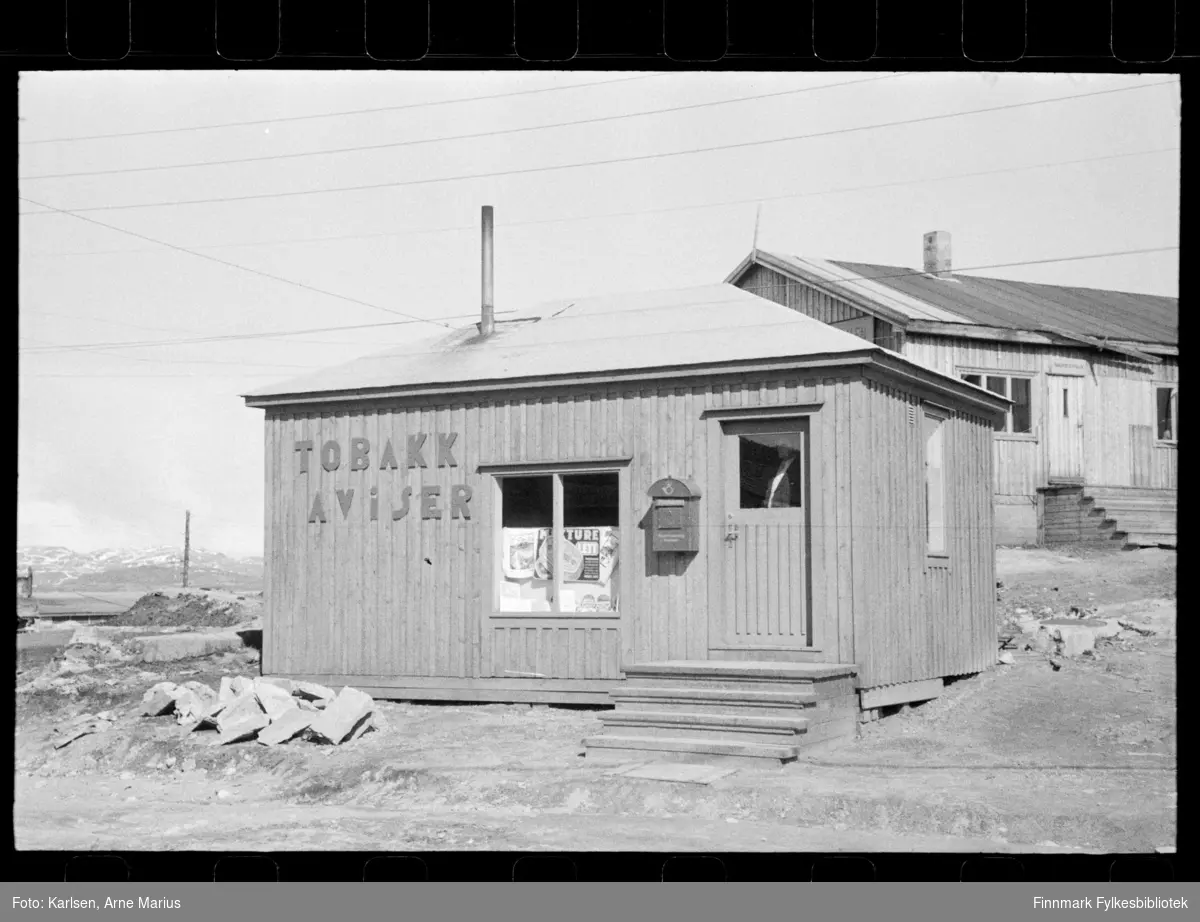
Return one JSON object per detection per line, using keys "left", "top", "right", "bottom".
{"left": 583, "top": 660, "right": 859, "bottom": 764}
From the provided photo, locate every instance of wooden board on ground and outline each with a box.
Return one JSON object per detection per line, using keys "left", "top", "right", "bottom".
{"left": 605, "top": 762, "right": 738, "bottom": 785}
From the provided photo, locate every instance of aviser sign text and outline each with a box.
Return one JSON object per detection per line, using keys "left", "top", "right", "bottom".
{"left": 295, "top": 434, "right": 473, "bottom": 525}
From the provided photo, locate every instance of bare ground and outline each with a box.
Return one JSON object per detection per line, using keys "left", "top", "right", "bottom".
{"left": 14, "top": 548, "right": 1176, "bottom": 853}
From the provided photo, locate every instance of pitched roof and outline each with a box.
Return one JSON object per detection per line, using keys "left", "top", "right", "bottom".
{"left": 738, "top": 251, "right": 1178, "bottom": 346}
{"left": 243, "top": 284, "right": 883, "bottom": 401}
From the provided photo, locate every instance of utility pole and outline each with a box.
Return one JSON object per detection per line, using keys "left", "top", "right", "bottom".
{"left": 182, "top": 510, "right": 191, "bottom": 588}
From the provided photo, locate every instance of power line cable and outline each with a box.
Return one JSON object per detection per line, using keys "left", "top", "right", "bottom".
{"left": 21, "top": 329, "right": 314, "bottom": 368}
{"left": 21, "top": 306, "right": 383, "bottom": 346}
{"left": 19, "top": 75, "right": 901, "bottom": 181}
{"left": 23, "top": 146, "right": 1179, "bottom": 259}
{"left": 17, "top": 79, "right": 1178, "bottom": 216}
{"left": 19, "top": 195, "right": 455, "bottom": 328}
{"left": 21, "top": 372, "right": 289, "bottom": 378}
{"left": 20, "top": 313, "right": 509, "bottom": 355}
{"left": 20, "top": 247, "right": 1177, "bottom": 358}
{"left": 17, "top": 74, "right": 669, "bottom": 145}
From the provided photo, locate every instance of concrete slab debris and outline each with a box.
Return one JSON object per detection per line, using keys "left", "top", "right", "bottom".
{"left": 137, "top": 632, "right": 245, "bottom": 663}
{"left": 254, "top": 681, "right": 299, "bottom": 721}
{"left": 231, "top": 676, "right": 254, "bottom": 696}
{"left": 141, "top": 690, "right": 176, "bottom": 717}
{"left": 137, "top": 673, "right": 378, "bottom": 746}
{"left": 1052, "top": 624, "right": 1096, "bottom": 658}
{"left": 346, "top": 713, "right": 375, "bottom": 743}
{"left": 308, "top": 687, "right": 375, "bottom": 745}
{"left": 256, "top": 709, "right": 314, "bottom": 746}
{"left": 293, "top": 681, "right": 336, "bottom": 703}
{"left": 143, "top": 681, "right": 180, "bottom": 703}
{"left": 182, "top": 681, "right": 219, "bottom": 710}
{"left": 217, "top": 708, "right": 270, "bottom": 746}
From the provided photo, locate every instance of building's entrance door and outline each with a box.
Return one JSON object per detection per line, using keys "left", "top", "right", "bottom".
{"left": 1046, "top": 375, "right": 1085, "bottom": 481}
{"left": 716, "top": 418, "right": 810, "bottom": 649}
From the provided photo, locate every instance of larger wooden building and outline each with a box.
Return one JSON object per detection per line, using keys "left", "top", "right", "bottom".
{"left": 243, "top": 213, "right": 1010, "bottom": 760}
{"left": 726, "top": 235, "right": 1179, "bottom": 549}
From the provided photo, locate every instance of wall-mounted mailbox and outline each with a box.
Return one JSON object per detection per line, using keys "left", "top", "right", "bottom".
{"left": 648, "top": 477, "right": 701, "bottom": 553}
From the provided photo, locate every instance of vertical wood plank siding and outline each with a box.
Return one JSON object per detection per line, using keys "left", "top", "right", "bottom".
{"left": 850, "top": 375, "right": 996, "bottom": 687}
{"left": 904, "top": 334, "right": 1179, "bottom": 494}
{"left": 739, "top": 264, "right": 868, "bottom": 325}
{"left": 262, "top": 365, "right": 994, "bottom": 690}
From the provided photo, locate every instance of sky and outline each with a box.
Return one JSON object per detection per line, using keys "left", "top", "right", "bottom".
{"left": 18, "top": 70, "right": 1180, "bottom": 558}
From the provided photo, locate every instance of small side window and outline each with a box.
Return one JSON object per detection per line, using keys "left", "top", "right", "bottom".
{"left": 1156, "top": 386, "right": 1177, "bottom": 441}
{"left": 923, "top": 411, "right": 947, "bottom": 556}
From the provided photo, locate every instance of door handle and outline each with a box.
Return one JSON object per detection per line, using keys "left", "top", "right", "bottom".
{"left": 725, "top": 523, "right": 739, "bottom": 543}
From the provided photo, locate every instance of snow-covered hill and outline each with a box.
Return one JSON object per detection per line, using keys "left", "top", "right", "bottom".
{"left": 15, "top": 546, "right": 263, "bottom": 592}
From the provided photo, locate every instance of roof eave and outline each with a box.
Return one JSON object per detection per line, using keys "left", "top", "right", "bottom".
{"left": 242, "top": 350, "right": 884, "bottom": 409}
{"left": 904, "top": 320, "right": 1175, "bottom": 361}
{"left": 868, "top": 352, "right": 1011, "bottom": 422}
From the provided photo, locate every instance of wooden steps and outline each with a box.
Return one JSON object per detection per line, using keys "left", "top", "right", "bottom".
{"left": 583, "top": 660, "right": 859, "bottom": 763}
{"left": 1042, "top": 485, "right": 1175, "bottom": 549}
{"left": 1123, "top": 532, "right": 1177, "bottom": 549}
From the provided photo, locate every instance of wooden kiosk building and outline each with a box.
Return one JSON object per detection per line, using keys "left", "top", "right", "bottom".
{"left": 243, "top": 211, "right": 1010, "bottom": 761}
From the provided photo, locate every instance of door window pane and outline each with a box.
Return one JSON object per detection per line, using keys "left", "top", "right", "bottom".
{"left": 739, "top": 431, "right": 803, "bottom": 509}
{"left": 1010, "top": 377, "right": 1032, "bottom": 433}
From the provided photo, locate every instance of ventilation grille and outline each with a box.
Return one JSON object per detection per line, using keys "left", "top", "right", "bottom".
{"left": 908, "top": 405, "right": 917, "bottom": 425}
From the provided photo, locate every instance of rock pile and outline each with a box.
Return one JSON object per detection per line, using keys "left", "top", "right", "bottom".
{"left": 140, "top": 676, "right": 380, "bottom": 746}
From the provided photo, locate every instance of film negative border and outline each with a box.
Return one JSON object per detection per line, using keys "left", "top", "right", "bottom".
{"left": 9, "top": 851, "right": 1182, "bottom": 882}
{"left": 1, "top": 1, "right": 1193, "bottom": 64}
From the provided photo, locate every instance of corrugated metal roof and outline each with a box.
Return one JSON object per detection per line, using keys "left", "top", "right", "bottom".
{"left": 826, "top": 259, "right": 1178, "bottom": 345}
{"left": 745, "top": 251, "right": 1177, "bottom": 345}
{"left": 243, "top": 284, "right": 884, "bottom": 399}
{"left": 770, "top": 255, "right": 967, "bottom": 323}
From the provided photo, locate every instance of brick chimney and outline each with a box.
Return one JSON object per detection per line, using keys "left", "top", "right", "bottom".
{"left": 923, "top": 230, "right": 951, "bottom": 277}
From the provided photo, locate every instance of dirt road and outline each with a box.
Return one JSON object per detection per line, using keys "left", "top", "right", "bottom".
{"left": 15, "top": 547, "right": 1176, "bottom": 854}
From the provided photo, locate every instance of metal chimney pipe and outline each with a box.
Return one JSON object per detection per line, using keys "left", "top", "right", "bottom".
{"left": 480, "top": 206, "right": 495, "bottom": 336}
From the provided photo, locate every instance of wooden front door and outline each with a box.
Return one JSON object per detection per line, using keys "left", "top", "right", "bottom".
{"left": 1046, "top": 375, "right": 1085, "bottom": 481}
{"left": 718, "top": 418, "right": 810, "bottom": 648}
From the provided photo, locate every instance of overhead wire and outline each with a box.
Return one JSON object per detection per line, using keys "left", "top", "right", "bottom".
{"left": 17, "top": 79, "right": 1178, "bottom": 216}
{"left": 19, "top": 195, "right": 455, "bottom": 328}
{"left": 20, "top": 247, "right": 1177, "bottom": 361}
{"left": 16, "top": 73, "right": 670, "bottom": 144}
{"left": 18, "top": 75, "right": 901, "bottom": 181}
{"left": 22, "top": 146, "right": 1180, "bottom": 260}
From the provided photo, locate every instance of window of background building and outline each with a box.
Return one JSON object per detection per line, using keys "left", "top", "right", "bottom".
{"left": 1156, "top": 386, "right": 1178, "bottom": 441}
{"left": 961, "top": 373, "right": 1033, "bottom": 434}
